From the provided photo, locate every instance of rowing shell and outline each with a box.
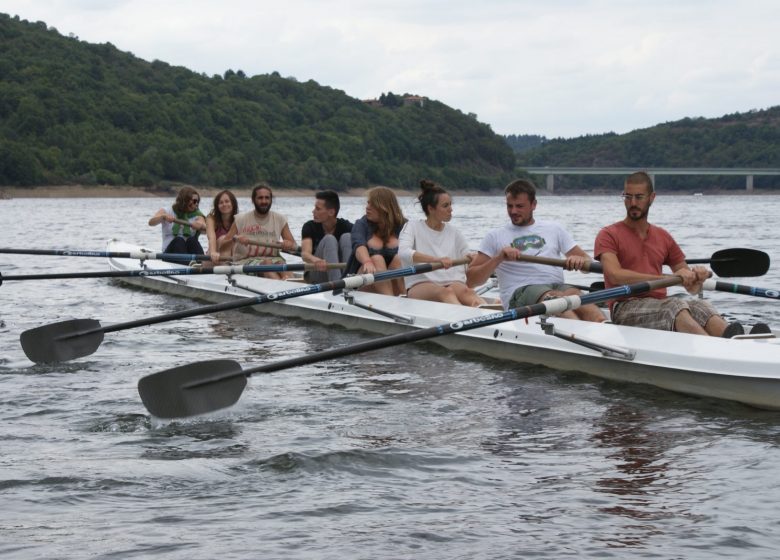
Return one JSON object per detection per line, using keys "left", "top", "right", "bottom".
{"left": 106, "top": 239, "right": 780, "bottom": 410}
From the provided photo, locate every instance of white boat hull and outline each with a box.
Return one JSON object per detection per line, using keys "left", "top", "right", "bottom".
{"left": 107, "top": 240, "right": 780, "bottom": 410}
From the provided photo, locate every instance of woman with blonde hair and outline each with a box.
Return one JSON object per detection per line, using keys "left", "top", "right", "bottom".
{"left": 348, "top": 186, "right": 407, "bottom": 295}
{"left": 205, "top": 190, "right": 239, "bottom": 263}
{"left": 399, "top": 179, "right": 484, "bottom": 306}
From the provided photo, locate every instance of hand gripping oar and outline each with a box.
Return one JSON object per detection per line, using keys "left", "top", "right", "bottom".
{"left": 0, "top": 247, "right": 211, "bottom": 262}
{"left": 137, "top": 277, "right": 681, "bottom": 419}
{"left": 20, "top": 259, "right": 468, "bottom": 364}
{"left": 516, "top": 247, "right": 769, "bottom": 278}
{"left": 239, "top": 239, "right": 302, "bottom": 256}
{"left": 0, "top": 263, "right": 345, "bottom": 284}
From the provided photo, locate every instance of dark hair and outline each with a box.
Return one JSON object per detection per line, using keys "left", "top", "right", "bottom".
{"left": 417, "top": 179, "right": 448, "bottom": 217}
{"left": 504, "top": 179, "right": 536, "bottom": 202}
{"left": 625, "top": 171, "right": 654, "bottom": 193}
{"left": 172, "top": 186, "right": 200, "bottom": 215}
{"left": 209, "top": 190, "right": 238, "bottom": 225}
{"left": 251, "top": 182, "right": 273, "bottom": 201}
{"left": 316, "top": 190, "right": 341, "bottom": 214}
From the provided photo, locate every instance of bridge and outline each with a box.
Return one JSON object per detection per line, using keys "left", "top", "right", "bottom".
{"left": 522, "top": 167, "right": 780, "bottom": 193}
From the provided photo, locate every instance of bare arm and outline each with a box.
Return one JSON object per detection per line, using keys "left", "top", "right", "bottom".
{"left": 280, "top": 224, "right": 297, "bottom": 252}
{"left": 563, "top": 245, "right": 594, "bottom": 271}
{"left": 148, "top": 208, "right": 170, "bottom": 226}
{"left": 466, "top": 251, "right": 505, "bottom": 287}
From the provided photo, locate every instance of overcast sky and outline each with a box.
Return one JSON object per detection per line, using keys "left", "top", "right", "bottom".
{"left": 4, "top": 0, "right": 779, "bottom": 138}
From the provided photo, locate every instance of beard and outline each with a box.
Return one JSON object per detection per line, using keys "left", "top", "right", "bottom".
{"left": 510, "top": 215, "right": 533, "bottom": 227}
{"left": 254, "top": 201, "right": 271, "bottom": 214}
{"left": 627, "top": 206, "right": 648, "bottom": 221}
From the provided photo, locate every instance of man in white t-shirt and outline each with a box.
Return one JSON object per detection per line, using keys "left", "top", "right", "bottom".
{"left": 467, "top": 179, "right": 604, "bottom": 322}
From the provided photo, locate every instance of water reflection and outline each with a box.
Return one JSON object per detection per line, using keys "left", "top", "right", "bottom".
{"left": 590, "top": 403, "right": 679, "bottom": 547}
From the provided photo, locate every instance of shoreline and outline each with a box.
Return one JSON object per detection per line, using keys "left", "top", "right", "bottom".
{"left": 0, "top": 184, "right": 775, "bottom": 199}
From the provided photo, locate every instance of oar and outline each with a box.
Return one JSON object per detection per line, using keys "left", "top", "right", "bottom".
{"left": 516, "top": 247, "right": 768, "bottom": 278}
{"left": 172, "top": 217, "right": 202, "bottom": 229}
{"left": 20, "top": 259, "right": 468, "bottom": 364}
{"left": 0, "top": 263, "right": 346, "bottom": 284}
{"left": 137, "top": 276, "right": 681, "bottom": 419}
{"left": 701, "top": 279, "right": 780, "bottom": 300}
{"left": 239, "top": 238, "right": 302, "bottom": 256}
{"left": 518, "top": 251, "right": 779, "bottom": 299}
{"left": 0, "top": 247, "right": 211, "bottom": 262}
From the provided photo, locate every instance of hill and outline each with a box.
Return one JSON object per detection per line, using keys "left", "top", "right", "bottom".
{"left": 513, "top": 108, "right": 780, "bottom": 191}
{"left": 0, "top": 14, "right": 516, "bottom": 190}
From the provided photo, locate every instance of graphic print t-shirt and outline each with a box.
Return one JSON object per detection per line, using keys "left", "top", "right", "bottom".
{"left": 478, "top": 221, "right": 577, "bottom": 309}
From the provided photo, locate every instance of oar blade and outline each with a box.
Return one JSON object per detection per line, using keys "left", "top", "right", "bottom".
{"left": 20, "top": 319, "right": 104, "bottom": 364}
{"left": 138, "top": 359, "right": 247, "bottom": 419}
{"left": 709, "top": 248, "right": 769, "bottom": 277}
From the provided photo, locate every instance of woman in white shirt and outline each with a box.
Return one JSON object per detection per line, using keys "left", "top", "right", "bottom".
{"left": 398, "top": 180, "right": 485, "bottom": 306}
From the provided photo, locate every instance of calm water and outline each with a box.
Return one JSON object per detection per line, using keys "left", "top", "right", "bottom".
{"left": 1, "top": 193, "right": 780, "bottom": 559}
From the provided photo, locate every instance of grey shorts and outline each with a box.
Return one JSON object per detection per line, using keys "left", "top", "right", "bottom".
{"left": 509, "top": 283, "right": 576, "bottom": 308}
{"left": 612, "top": 297, "right": 720, "bottom": 331}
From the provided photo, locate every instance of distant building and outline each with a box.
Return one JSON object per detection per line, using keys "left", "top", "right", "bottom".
{"left": 362, "top": 95, "right": 428, "bottom": 108}
{"left": 402, "top": 95, "right": 426, "bottom": 107}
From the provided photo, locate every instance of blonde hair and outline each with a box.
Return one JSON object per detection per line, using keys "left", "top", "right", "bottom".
{"left": 367, "top": 186, "right": 406, "bottom": 241}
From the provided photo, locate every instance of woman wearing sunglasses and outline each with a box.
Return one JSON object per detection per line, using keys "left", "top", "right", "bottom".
{"left": 148, "top": 186, "right": 207, "bottom": 254}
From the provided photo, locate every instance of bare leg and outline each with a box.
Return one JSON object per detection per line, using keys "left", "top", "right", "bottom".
{"left": 704, "top": 314, "right": 729, "bottom": 337}
{"left": 360, "top": 254, "right": 393, "bottom": 295}
{"left": 450, "top": 282, "right": 486, "bottom": 307}
{"left": 673, "top": 310, "right": 708, "bottom": 335}
{"left": 386, "top": 254, "right": 405, "bottom": 296}
{"left": 408, "top": 282, "right": 461, "bottom": 305}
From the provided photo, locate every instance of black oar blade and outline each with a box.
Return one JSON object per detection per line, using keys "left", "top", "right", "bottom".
{"left": 138, "top": 359, "right": 247, "bottom": 419}
{"left": 709, "top": 248, "right": 769, "bottom": 278}
{"left": 20, "top": 319, "right": 104, "bottom": 364}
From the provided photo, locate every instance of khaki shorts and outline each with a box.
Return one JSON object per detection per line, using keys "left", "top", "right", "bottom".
{"left": 509, "top": 283, "right": 576, "bottom": 308}
{"left": 612, "top": 297, "right": 719, "bottom": 331}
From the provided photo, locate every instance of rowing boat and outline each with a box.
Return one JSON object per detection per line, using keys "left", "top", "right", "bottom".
{"left": 106, "top": 239, "right": 780, "bottom": 410}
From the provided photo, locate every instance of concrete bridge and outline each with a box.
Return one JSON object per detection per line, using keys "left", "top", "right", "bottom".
{"left": 522, "top": 167, "right": 780, "bottom": 193}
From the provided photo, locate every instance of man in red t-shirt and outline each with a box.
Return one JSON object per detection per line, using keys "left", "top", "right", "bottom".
{"left": 594, "top": 171, "right": 751, "bottom": 337}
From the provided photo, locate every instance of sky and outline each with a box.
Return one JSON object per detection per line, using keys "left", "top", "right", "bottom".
{"left": 4, "top": 0, "right": 779, "bottom": 138}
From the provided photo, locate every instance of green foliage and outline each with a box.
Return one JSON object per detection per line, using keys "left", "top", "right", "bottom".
{"left": 514, "top": 110, "right": 780, "bottom": 191}
{"left": 0, "top": 14, "right": 515, "bottom": 190}
{"left": 504, "top": 134, "right": 547, "bottom": 153}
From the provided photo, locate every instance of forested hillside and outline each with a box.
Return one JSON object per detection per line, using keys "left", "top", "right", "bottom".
{"left": 515, "top": 108, "right": 780, "bottom": 191}
{"left": 0, "top": 14, "right": 516, "bottom": 190}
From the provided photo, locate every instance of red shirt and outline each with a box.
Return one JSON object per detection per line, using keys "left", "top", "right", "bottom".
{"left": 594, "top": 221, "right": 686, "bottom": 301}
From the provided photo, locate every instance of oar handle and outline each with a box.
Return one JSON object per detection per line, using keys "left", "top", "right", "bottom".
{"left": 239, "top": 239, "right": 302, "bottom": 254}
{"left": 172, "top": 217, "right": 202, "bottom": 228}
{"left": 515, "top": 254, "right": 604, "bottom": 274}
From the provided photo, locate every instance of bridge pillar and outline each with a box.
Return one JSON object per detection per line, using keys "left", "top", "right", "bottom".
{"left": 546, "top": 174, "right": 554, "bottom": 193}
{"left": 746, "top": 175, "right": 754, "bottom": 193}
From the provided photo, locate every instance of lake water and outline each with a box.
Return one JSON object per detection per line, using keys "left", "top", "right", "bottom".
{"left": 1, "top": 193, "right": 780, "bottom": 559}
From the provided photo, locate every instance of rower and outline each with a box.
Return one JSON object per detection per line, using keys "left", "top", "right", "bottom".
{"left": 225, "top": 183, "right": 298, "bottom": 280}
{"left": 594, "top": 171, "right": 770, "bottom": 337}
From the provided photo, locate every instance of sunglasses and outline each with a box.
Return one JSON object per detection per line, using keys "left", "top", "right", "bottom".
{"left": 190, "top": 198, "right": 200, "bottom": 204}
